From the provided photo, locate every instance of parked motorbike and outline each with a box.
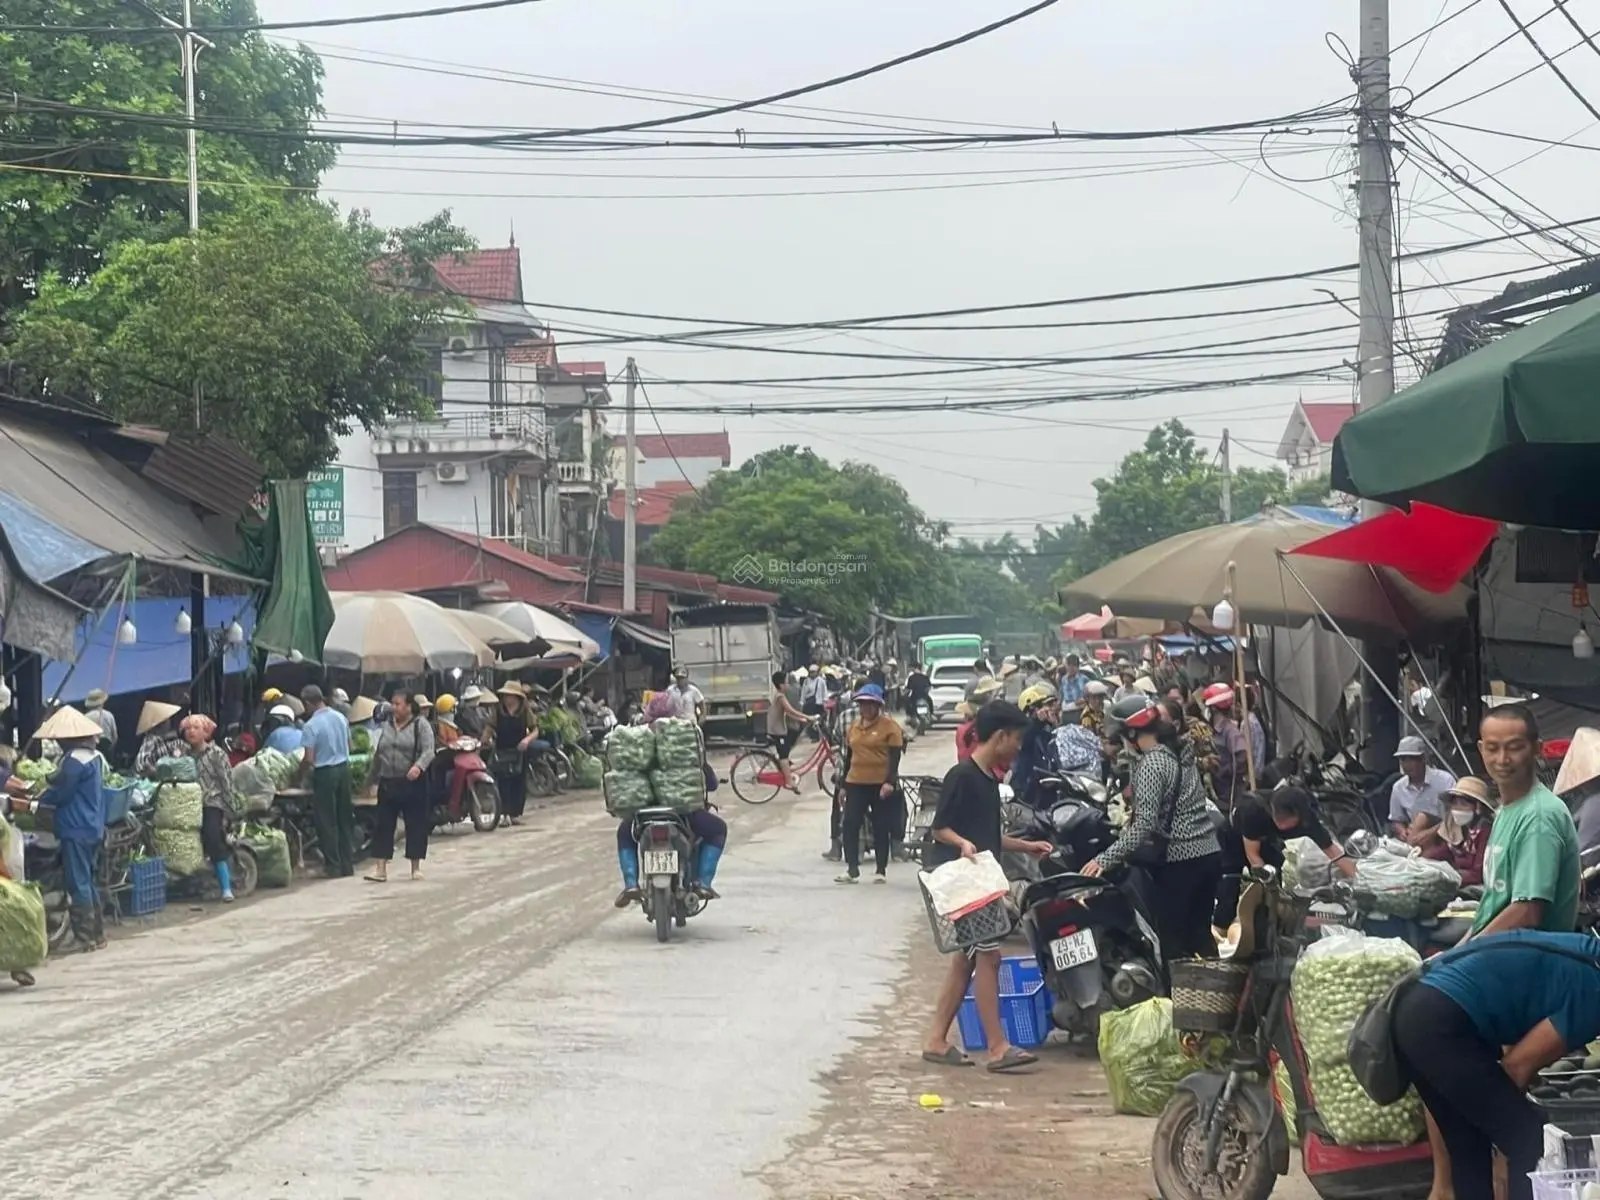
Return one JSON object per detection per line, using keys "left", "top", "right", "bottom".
{"left": 430, "top": 737, "right": 498, "bottom": 832}
{"left": 630, "top": 806, "right": 711, "bottom": 943}
{"left": 525, "top": 742, "right": 562, "bottom": 799}
{"left": 1014, "top": 774, "right": 1165, "bottom": 1041}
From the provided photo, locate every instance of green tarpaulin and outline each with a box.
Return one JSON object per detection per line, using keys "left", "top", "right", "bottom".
{"left": 233, "top": 480, "right": 333, "bottom": 663}
{"left": 1332, "top": 290, "right": 1600, "bottom": 527}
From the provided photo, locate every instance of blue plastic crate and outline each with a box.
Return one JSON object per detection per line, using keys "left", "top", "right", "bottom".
{"left": 123, "top": 857, "right": 167, "bottom": 917}
{"left": 956, "top": 955, "right": 1052, "bottom": 1051}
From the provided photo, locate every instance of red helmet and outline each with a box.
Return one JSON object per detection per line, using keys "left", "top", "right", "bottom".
{"left": 1200, "top": 683, "right": 1236, "bottom": 710}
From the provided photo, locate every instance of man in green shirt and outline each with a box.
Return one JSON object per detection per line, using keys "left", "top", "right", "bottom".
{"left": 1470, "top": 702, "right": 1580, "bottom": 938}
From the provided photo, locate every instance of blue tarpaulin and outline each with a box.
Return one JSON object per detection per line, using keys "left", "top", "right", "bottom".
{"left": 0, "top": 490, "right": 108, "bottom": 582}
{"left": 569, "top": 612, "right": 614, "bottom": 661}
{"left": 44, "top": 596, "right": 255, "bottom": 703}
{"left": 1281, "top": 505, "right": 1356, "bottom": 528}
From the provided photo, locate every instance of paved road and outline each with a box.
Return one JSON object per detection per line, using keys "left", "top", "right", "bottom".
{"left": 4, "top": 736, "right": 949, "bottom": 1200}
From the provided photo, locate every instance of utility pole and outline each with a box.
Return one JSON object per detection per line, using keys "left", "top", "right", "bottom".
{"left": 1355, "top": 0, "right": 1400, "bottom": 765}
{"left": 622, "top": 358, "right": 638, "bottom": 614}
{"left": 1220, "top": 429, "right": 1232, "bottom": 523}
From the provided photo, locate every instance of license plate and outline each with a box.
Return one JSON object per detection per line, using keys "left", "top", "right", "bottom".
{"left": 642, "top": 850, "right": 678, "bottom": 875}
{"left": 1050, "top": 929, "right": 1099, "bottom": 971}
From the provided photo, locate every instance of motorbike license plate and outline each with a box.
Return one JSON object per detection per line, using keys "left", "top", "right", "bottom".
{"left": 1050, "top": 929, "right": 1099, "bottom": 971}
{"left": 642, "top": 850, "right": 679, "bottom": 875}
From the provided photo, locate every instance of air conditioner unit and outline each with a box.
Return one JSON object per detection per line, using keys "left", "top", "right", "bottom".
{"left": 434, "top": 461, "right": 469, "bottom": 484}
{"left": 447, "top": 334, "right": 474, "bottom": 357}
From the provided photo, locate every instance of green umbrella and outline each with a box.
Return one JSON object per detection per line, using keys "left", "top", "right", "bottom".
{"left": 1332, "top": 290, "right": 1600, "bottom": 527}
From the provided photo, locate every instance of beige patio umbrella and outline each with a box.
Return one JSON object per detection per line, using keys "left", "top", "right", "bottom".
{"left": 439, "top": 607, "right": 536, "bottom": 650}
{"left": 325, "top": 592, "right": 497, "bottom": 675}
{"left": 1059, "top": 509, "right": 1466, "bottom": 640}
{"left": 475, "top": 601, "right": 600, "bottom": 660}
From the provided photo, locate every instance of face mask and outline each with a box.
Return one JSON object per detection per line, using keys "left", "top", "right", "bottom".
{"left": 1450, "top": 806, "right": 1477, "bottom": 823}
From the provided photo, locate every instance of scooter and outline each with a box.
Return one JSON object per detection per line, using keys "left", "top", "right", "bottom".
{"left": 430, "top": 737, "right": 498, "bottom": 832}
{"left": 630, "top": 806, "right": 711, "bottom": 944}
{"left": 1014, "top": 775, "right": 1165, "bottom": 1041}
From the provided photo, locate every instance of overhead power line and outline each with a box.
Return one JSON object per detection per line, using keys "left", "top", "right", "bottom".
{"left": 0, "top": 0, "right": 548, "bottom": 36}
{"left": 1493, "top": 0, "right": 1600, "bottom": 121}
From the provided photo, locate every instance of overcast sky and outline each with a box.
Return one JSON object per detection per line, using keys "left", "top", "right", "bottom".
{"left": 255, "top": 0, "right": 1596, "bottom": 540}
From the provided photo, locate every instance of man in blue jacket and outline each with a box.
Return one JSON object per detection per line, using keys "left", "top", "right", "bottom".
{"left": 39, "top": 709, "right": 109, "bottom": 950}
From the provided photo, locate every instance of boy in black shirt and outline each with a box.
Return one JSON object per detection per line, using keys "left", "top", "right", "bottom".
{"left": 921, "top": 700, "right": 1053, "bottom": 1072}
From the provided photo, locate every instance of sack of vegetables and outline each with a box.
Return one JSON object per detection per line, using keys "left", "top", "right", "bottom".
{"left": 1351, "top": 849, "right": 1459, "bottom": 920}
{"left": 153, "top": 783, "right": 206, "bottom": 831}
{"left": 606, "top": 726, "right": 656, "bottom": 773}
{"left": 1098, "top": 998, "right": 1211, "bottom": 1117}
{"left": 241, "top": 824, "right": 292, "bottom": 888}
{"left": 603, "top": 770, "right": 655, "bottom": 815}
{"left": 650, "top": 718, "right": 702, "bottom": 771}
{"left": 1290, "top": 931, "right": 1425, "bottom": 1145}
{"left": 0, "top": 876, "right": 48, "bottom": 972}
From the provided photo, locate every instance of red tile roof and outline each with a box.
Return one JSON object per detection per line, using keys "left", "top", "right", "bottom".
{"left": 505, "top": 337, "right": 556, "bottom": 367}
{"left": 426, "top": 524, "right": 584, "bottom": 581}
{"left": 634, "top": 432, "right": 731, "bottom": 466}
{"left": 560, "top": 361, "right": 608, "bottom": 378}
{"left": 1300, "top": 401, "right": 1358, "bottom": 444}
{"left": 326, "top": 525, "right": 582, "bottom": 605}
{"left": 429, "top": 247, "right": 523, "bottom": 304}
{"left": 607, "top": 481, "right": 696, "bottom": 526}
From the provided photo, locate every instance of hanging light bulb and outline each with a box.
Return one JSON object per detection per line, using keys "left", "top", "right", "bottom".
{"left": 0, "top": 683, "right": 14, "bottom": 713}
{"left": 118, "top": 618, "right": 138, "bottom": 645}
{"left": 225, "top": 619, "right": 244, "bottom": 647}
{"left": 1211, "top": 596, "right": 1235, "bottom": 632}
{"left": 1576, "top": 623, "right": 1595, "bottom": 660}
{"left": 174, "top": 608, "right": 192, "bottom": 636}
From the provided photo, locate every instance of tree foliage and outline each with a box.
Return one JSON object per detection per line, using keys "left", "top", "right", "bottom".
{"left": 8, "top": 197, "right": 475, "bottom": 476}
{"left": 0, "top": 0, "right": 334, "bottom": 316}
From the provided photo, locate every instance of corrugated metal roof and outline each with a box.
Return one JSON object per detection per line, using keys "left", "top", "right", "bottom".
{"left": 133, "top": 434, "right": 264, "bottom": 521}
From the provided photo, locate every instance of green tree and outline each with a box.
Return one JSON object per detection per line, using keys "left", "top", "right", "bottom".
{"left": 8, "top": 197, "right": 474, "bottom": 476}
{"left": 0, "top": 0, "right": 334, "bottom": 316}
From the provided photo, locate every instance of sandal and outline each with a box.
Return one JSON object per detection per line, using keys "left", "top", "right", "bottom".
{"left": 921, "top": 1047, "right": 973, "bottom": 1067}
{"left": 363, "top": 874, "right": 388, "bottom": 884}
{"left": 985, "top": 1047, "right": 1039, "bottom": 1073}
{"left": 11, "top": 970, "right": 35, "bottom": 988}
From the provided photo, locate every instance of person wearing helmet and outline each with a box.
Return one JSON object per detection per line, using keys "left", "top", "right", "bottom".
{"left": 1200, "top": 683, "right": 1250, "bottom": 810}
{"left": 1079, "top": 679, "right": 1110, "bottom": 734}
{"left": 262, "top": 704, "right": 303, "bottom": 754}
{"left": 1083, "top": 694, "right": 1223, "bottom": 963}
{"left": 433, "top": 694, "right": 461, "bottom": 749}
{"left": 456, "top": 685, "right": 488, "bottom": 738}
{"left": 1011, "top": 682, "right": 1063, "bottom": 811}
{"left": 834, "top": 683, "right": 904, "bottom": 884}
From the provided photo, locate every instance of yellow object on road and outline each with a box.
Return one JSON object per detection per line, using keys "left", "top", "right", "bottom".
{"left": 918, "top": 1093, "right": 944, "bottom": 1109}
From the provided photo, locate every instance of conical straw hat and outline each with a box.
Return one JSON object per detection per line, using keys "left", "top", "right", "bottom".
{"left": 1554, "top": 727, "right": 1600, "bottom": 796}
{"left": 37, "top": 705, "right": 104, "bottom": 742}
{"left": 138, "top": 700, "right": 182, "bottom": 735}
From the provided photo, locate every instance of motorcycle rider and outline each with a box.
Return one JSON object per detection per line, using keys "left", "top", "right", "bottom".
{"left": 1009, "top": 682, "right": 1062, "bottom": 811}
{"left": 904, "top": 661, "right": 932, "bottom": 722}
{"left": 614, "top": 691, "right": 728, "bottom": 906}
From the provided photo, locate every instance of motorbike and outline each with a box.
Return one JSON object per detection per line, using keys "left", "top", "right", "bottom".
{"left": 907, "top": 693, "right": 934, "bottom": 736}
{"left": 1013, "top": 773, "right": 1165, "bottom": 1041}
{"left": 630, "top": 806, "right": 711, "bottom": 943}
{"left": 524, "top": 741, "right": 563, "bottom": 799}
{"left": 430, "top": 737, "right": 498, "bottom": 832}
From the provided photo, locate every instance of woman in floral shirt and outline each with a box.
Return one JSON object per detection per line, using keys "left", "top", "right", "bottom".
{"left": 182, "top": 714, "right": 237, "bottom": 902}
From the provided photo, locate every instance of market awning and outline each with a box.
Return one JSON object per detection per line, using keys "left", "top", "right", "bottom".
{"left": 1290, "top": 503, "right": 1498, "bottom": 595}
{"left": 0, "top": 523, "right": 87, "bottom": 660}
{"left": 42, "top": 595, "right": 254, "bottom": 702}
{"left": 1331, "top": 289, "right": 1600, "bottom": 526}
{"left": 615, "top": 618, "right": 671, "bottom": 651}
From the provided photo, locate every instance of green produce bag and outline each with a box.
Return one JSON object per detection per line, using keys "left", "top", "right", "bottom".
{"left": 153, "top": 783, "right": 205, "bottom": 831}
{"left": 651, "top": 718, "right": 701, "bottom": 770}
{"left": 348, "top": 754, "right": 372, "bottom": 792}
{"left": 350, "top": 726, "right": 373, "bottom": 755}
{"left": 231, "top": 758, "right": 276, "bottom": 816}
{"left": 1351, "top": 849, "right": 1460, "bottom": 920}
{"left": 649, "top": 766, "right": 706, "bottom": 812}
{"left": 152, "top": 828, "right": 207, "bottom": 876}
{"left": 604, "top": 770, "right": 655, "bottom": 815}
{"left": 241, "top": 825, "right": 292, "bottom": 888}
{"left": 607, "top": 726, "right": 656, "bottom": 773}
{"left": 254, "top": 747, "right": 302, "bottom": 791}
{"left": 156, "top": 755, "right": 197, "bottom": 783}
{"left": 1098, "top": 998, "right": 1206, "bottom": 1117}
{"left": 574, "top": 753, "right": 604, "bottom": 790}
{"left": 0, "top": 876, "right": 48, "bottom": 972}
{"left": 1291, "top": 931, "right": 1426, "bottom": 1145}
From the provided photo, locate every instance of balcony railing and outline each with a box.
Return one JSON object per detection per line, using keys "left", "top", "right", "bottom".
{"left": 556, "top": 461, "right": 592, "bottom": 484}
{"left": 381, "top": 408, "right": 547, "bottom": 454}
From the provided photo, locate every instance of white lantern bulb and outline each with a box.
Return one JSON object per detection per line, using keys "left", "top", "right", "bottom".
{"left": 1576, "top": 624, "right": 1595, "bottom": 660}
{"left": 225, "top": 619, "right": 244, "bottom": 647}
{"left": 118, "top": 618, "right": 138, "bottom": 645}
{"left": 174, "top": 608, "right": 192, "bottom": 636}
{"left": 1211, "top": 598, "right": 1236, "bottom": 631}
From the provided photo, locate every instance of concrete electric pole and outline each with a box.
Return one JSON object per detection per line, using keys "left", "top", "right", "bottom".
{"left": 1220, "top": 429, "right": 1233, "bottom": 523}
{"left": 622, "top": 358, "right": 638, "bottom": 614}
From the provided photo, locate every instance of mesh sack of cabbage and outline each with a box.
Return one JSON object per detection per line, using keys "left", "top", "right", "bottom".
{"left": 1290, "top": 931, "right": 1426, "bottom": 1145}
{"left": 606, "top": 726, "right": 657, "bottom": 773}
{"left": 1098, "top": 998, "right": 1218, "bottom": 1117}
{"left": 604, "top": 770, "right": 656, "bottom": 815}
{"left": 0, "top": 876, "right": 48, "bottom": 972}
{"left": 650, "top": 718, "right": 702, "bottom": 770}
{"left": 156, "top": 755, "right": 198, "bottom": 783}
{"left": 152, "top": 828, "right": 208, "bottom": 876}
{"left": 254, "top": 747, "right": 302, "bottom": 791}
{"left": 1351, "top": 848, "right": 1460, "bottom": 920}
{"left": 648, "top": 767, "right": 707, "bottom": 812}
{"left": 152, "top": 783, "right": 206, "bottom": 831}
{"left": 240, "top": 824, "right": 292, "bottom": 888}
{"left": 231, "top": 757, "right": 276, "bottom": 816}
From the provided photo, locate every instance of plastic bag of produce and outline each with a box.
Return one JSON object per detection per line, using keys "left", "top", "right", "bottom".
{"left": 241, "top": 824, "right": 291, "bottom": 888}
{"left": 350, "top": 726, "right": 373, "bottom": 755}
{"left": 1352, "top": 848, "right": 1460, "bottom": 920}
{"left": 254, "top": 747, "right": 302, "bottom": 791}
{"left": 607, "top": 726, "right": 656, "bottom": 773}
{"left": 231, "top": 758, "right": 276, "bottom": 816}
{"left": 574, "top": 753, "right": 604, "bottom": 790}
{"left": 649, "top": 767, "right": 706, "bottom": 812}
{"left": 153, "top": 783, "right": 205, "bottom": 831}
{"left": 1291, "top": 931, "right": 1425, "bottom": 1145}
{"left": 1098, "top": 998, "right": 1205, "bottom": 1117}
{"left": 0, "top": 875, "right": 47, "bottom": 971}
{"left": 651, "top": 718, "right": 701, "bottom": 770}
{"left": 1290, "top": 837, "right": 1332, "bottom": 893}
{"left": 152, "top": 828, "right": 207, "bottom": 876}
{"left": 156, "top": 755, "right": 197, "bottom": 783}
{"left": 604, "top": 770, "right": 656, "bottom": 815}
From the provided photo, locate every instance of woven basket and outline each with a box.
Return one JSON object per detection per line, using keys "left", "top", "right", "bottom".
{"left": 1170, "top": 958, "right": 1250, "bottom": 1033}
{"left": 919, "top": 878, "right": 1015, "bottom": 954}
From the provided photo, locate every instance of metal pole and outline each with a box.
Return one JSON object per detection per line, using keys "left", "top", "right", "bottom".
{"left": 1356, "top": 0, "right": 1399, "bottom": 768}
{"left": 1220, "top": 429, "right": 1232, "bottom": 523}
{"left": 183, "top": 0, "right": 199, "bottom": 236}
{"left": 622, "top": 358, "right": 638, "bottom": 613}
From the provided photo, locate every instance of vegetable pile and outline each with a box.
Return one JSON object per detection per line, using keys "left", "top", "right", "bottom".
{"left": 604, "top": 770, "right": 656, "bottom": 814}
{"left": 606, "top": 726, "right": 656, "bottom": 773}
{"left": 12, "top": 758, "right": 53, "bottom": 786}
{"left": 350, "top": 726, "right": 373, "bottom": 755}
{"left": 1291, "top": 932, "right": 1425, "bottom": 1145}
{"left": 240, "top": 823, "right": 292, "bottom": 888}
{"left": 651, "top": 718, "right": 701, "bottom": 770}
{"left": 230, "top": 758, "right": 277, "bottom": 816}
{"left": 0, "top": 876, "right": 48, "bottom": 972}
{"left": 153, "top": 783, "right": 205, "bottom": 831}
{"left": 254, "top": 747, "right": 302, "bottom": 791}
{"left": 649, "top": 766, "right": 707, "bottom": 811}
{"left": 602, "top": 721, "right": 705, "bottom": 814}
{"left": 1351, "top": 848, "right": 1459, "bottom": 919}
{"left": 573, "top": 751, "right": 603, "bottom": 791}
{"left": 152, "top": 828, "right": 207, "bottom": 876}
{"left": 1098, "top": 998, "right": 1213, "bottom": 1117}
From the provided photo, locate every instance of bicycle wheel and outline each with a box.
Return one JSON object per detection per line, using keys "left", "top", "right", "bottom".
{"left": 816, "top": 746, "right": 839, "bottom": 796}
{"left": 729, "top": 749, "right": 782, "bottom": 805}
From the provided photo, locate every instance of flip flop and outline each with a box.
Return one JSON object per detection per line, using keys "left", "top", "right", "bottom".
{"left": 363, "top": 874, "right": 388, "bottom": 884}
{"left": 921, "top": 1047, "right": 974, "bottom": 1067}
{"left": 986, "top": 1047, "right": 1039, "bottom": 1073}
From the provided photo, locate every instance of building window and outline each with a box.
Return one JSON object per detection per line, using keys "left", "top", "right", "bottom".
{"left": 489, "top": 466, "right": 514, "bottom": 539}
{"left": 412, "top": 347, "right": 444, "bottom": 408}
{"left": 488, "top": 345, "right": 507, "bottom": 433}
{"left": 383, "top": 471, "right": 418, "bottom": 537}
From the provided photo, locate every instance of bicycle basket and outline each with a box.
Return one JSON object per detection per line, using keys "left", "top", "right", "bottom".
{"left": 1169, "top": 958, "right": 1250, "bottom": 1034}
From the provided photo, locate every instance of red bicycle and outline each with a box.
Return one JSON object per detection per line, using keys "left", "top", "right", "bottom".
{"left": 728, "top": 725, "right": 839, "bottom": 805}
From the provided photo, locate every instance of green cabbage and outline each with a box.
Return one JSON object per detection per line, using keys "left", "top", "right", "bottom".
{"left": 651, "top": 718, "right": 701, "bottom": 770}
{"left": 241, "top": 824, "right": 291, "bottom": 888}
{"left": 606, "top": 726, "right": 656, "bottom": 772}
{"left": 649, "top": 766, "right": 706, "bottom": 811}
{"left": 153, "top": 783, "right": 205, "bottom": 831}
{"left": 152, "top": 828, "right": 207, "bottom": 876}
{"left": 1098, "top": 998, "right": 1211, "bottom": 1117}
{"left": 0, "top": 877, "right": 48, "bottom": 972}
{"left": 604, "top": 770, "right": 655, "bottom": 815}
